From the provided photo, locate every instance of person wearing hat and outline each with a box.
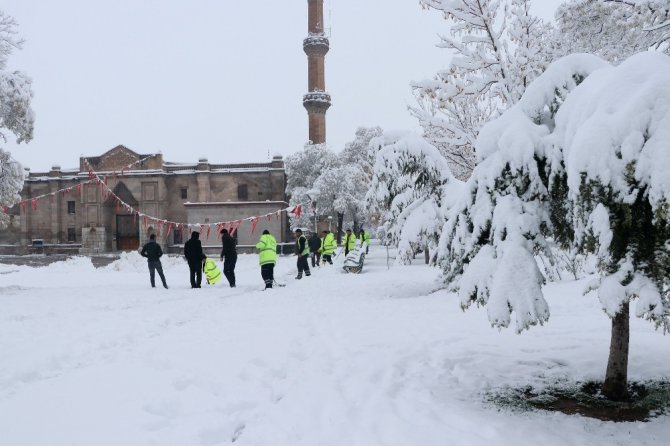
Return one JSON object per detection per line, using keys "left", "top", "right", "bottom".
{"left": 184, "top": 231, "right": 206, "bottom": 288}
{"left": 294, "top": 228, "right": 311, "bottom": 279}
{"left": 308, "top": 230, "right": 322, "bottom": 267}
{"left": 255, "top": 229, "right": 277, "bottom": 289}
{"left": 343, "top": 228, "right": 356, "bottom": 256}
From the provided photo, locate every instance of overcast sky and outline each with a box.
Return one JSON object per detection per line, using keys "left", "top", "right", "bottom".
{"left": 3, "top": 0, "right": 563, "bottom": 171}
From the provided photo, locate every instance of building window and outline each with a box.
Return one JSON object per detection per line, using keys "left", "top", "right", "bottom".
{"left": 67, "top": 227, "right": 76, "bottom": 242}
{"left": 67, "top": 201, "right": 76, "bottom": 214}
{"left": 174, "top": 229, "right": 183, "bottom": 244}
{"left": 142, "top": 182, "right": 157, "bottom": 201}
{"left": 237, "top": 184, "right": 248, "bottom": 200}
{"left": 181, "top": 187, "right": 188, "bottom": 199}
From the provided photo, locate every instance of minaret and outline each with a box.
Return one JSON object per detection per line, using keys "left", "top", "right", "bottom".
{"left": 303, "top": 0, "right": 331, "bottom": 145}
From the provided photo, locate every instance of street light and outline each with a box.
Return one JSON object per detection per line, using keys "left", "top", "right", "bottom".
{"left": 306, "top": 189, "right": 321, "bottom": 234}
{"left": 328, "top": 215, "right": 333, "bottom": 232}
{"left": 306, "top": 193, "right": 318, "bottom": 234}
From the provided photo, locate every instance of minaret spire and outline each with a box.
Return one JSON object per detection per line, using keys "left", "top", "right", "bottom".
{"left": 303, "top": 0, "right": 331, "bottom": 145}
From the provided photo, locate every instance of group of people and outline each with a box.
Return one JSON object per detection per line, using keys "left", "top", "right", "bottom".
{"left": 139, "top": 226, "right": 371, "bottom": 290}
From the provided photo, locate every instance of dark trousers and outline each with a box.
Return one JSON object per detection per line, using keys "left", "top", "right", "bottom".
{"left": 188, "top": 261, "right": 202, "bottom": 288}
{"left": 223, "top": 256, "right": 237, "bottom": 287}
{"left": 148, "top": 260, "right": 167, "bottom": 288}
{"left": 261, "top": 263, "right": 274, "bottom": 288}
{"left": 297, "top": 255, "right": 310, "bottom": 275}
{"left": 311, "top": 251, "right": 321, "bottom": 267}
{"left": 322, "top": 254, "right": 333, "bottom": 264}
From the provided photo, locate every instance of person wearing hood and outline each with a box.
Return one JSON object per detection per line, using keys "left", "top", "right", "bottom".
{"left": 184, "top": 231, "right": 206, "bottom": 288}
{"left": 255, "top": 229, "right": 277, "bottom": 289}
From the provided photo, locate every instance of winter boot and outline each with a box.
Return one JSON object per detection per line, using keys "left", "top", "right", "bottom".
{"left": 295, "top": 272, "right": 303, "bottom": 280}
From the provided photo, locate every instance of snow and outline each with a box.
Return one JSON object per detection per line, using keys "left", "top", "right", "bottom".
{"left": 556, "top": 52, "right": 670, "bottom": 207}
{"left": 0, "top": 250, "right": 668, "bottom": 445}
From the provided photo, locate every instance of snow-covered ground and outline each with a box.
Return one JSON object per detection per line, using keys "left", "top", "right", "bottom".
{"left": 0, "top": 247, "right": 667, "bottom": 446}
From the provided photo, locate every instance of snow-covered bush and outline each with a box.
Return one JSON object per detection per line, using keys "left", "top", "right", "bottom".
{"left": 439, "top": 52, "right": 670, "bottom": 400}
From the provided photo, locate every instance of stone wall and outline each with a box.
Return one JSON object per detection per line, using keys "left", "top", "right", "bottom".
{"left": 80, "top": 227, "right": 106, "bottom": 254}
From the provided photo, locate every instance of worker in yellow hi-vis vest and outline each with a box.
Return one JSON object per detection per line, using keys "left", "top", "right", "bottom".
{"left": 203, "top": 258, "right": 222, "bottom": 285}
{"left": 256, "top": 230, "right": 277, "bottom": 289}
{"left": 320, "top": 230, "right": 336, "bottom": 265}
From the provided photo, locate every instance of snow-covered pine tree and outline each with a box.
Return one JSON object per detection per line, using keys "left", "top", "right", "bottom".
{"left": 556, "top": 0, "right": 670, "bottom": 62}
{"left": 440, "top": 51, "right": 670, "bottom": 401}
{"left": 368, "top": 132, "right": 462, "bottom": 264}
{"left": 0, "top": 10, "right": 34, "bottom": 229}
{"left": 411, "top": 0, "right": 555, "bottom": 180}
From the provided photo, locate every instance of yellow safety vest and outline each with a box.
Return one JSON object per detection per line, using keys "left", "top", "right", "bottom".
{"left": 256, "top": 234, "right": 278, "bottom": 265}
{"left": 203, "top": 258, "right": 222, "bottom": 285}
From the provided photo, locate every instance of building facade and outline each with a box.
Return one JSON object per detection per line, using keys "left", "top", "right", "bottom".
{"left": 1, "top": 145, "right": 289, "bottom": 254}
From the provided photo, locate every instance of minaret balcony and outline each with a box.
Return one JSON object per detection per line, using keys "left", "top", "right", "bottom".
{"left": 303, "top": 91, "right": 332, "bottom": 113}
{"left": 303, "top": 34, "right": 330, "bottom": 55}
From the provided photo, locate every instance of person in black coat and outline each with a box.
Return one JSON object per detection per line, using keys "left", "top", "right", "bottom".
{"left": 219, "top": 228, "right": 237, "bottom": 288}
{"left": 140, "top": 234, "right": 168, "bottom": 288}
{"left": 184, "top": 231, "right": 206, "bottom": 288}
{"left": 308, "top": 231, "right": 322, "bottom": 267}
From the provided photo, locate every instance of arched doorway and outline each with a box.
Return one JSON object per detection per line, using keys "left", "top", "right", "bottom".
{"left": 116, "top": 214, "right": 139, "bottom": 250}
{"left": 104, "top": 182, "right": 140, "bottom": 251}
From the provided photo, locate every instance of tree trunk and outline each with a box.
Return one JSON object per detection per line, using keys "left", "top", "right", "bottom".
{"left": 336, "top": 212, "right": 344, "bottom": 245}
{"left": 602, "top": 301, "right": 630, "bottom": 401}
{"left": 424, "top": 246, "right": 430, "bottom": 264}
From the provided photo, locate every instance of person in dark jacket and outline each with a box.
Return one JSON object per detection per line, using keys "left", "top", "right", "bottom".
{"left": 219, "top": 228, "right": 237, "bottom": 288}
{"left": 308, "top": 231, "right": 322, "bottom": 267}
{"left": 184, "top": 231, "right": 206, "bottom": 288}
{"left": 294, "top": 228, "right": 311, "bottom": 279}
{"left": 140, "top": 234, "right": 168, "bottom": 289}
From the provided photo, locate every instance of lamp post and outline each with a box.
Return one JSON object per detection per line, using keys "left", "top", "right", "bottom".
{"left": 328, "top": 215, "right": 333, "bottom": 232}
{"left": 306, "top": 193, "right": 318, "bottom": 234}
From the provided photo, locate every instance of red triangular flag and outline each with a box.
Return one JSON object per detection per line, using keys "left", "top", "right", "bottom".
{"left": 249, "top": 217, "right": 260, "bottom": 235}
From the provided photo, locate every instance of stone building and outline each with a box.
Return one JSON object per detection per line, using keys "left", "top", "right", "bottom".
{"left": 1, "top": 145, "right": 289, "bottom": 254}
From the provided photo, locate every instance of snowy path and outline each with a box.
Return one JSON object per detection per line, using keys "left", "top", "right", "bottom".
{"left": 0, "top": 249, "right": 668, "bottom": 445}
